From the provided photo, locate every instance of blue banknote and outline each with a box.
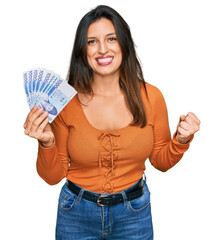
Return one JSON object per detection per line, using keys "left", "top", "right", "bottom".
{"left": 23, "top": 68, "right": 77, "bottom": 123}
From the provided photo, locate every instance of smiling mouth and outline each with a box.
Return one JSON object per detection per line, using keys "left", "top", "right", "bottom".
{"left": 96, "top": 57, "right": 114, "bottom": 65}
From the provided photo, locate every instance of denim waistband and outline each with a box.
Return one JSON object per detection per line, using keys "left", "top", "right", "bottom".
{"left": 66, "top": 177, "right": 146, "bottom": 206}
{"left": 67, "top": 177, "right": 144, "bottom": 196}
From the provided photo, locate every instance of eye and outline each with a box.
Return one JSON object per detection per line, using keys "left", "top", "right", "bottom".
{"left": 108, "top": 37, "right": 117, "bottom": 42}
{"left": 87, "top": 39, "right": 96, "bottom": 45}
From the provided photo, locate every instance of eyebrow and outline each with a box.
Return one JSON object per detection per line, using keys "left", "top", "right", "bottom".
{"left": 87, "top": 32, "right": 116, "bottom": 39}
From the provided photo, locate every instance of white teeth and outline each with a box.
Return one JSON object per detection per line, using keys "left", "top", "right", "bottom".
{"left": 97, "top": 57, "right": 113, "bottom": 63}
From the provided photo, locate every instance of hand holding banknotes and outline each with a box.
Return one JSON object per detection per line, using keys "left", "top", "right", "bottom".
{"left": 23, "top": 68, "right": 77, "bottom": 122}
{"left": 24, "top": 106, "right": 54, "bottom": 148}
{"left": 23, "top": 68, "right": 77, "bottom": 147}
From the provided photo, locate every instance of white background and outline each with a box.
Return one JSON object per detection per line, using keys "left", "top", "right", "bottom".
{"left": 1, "top": 0, "right": 223, "bottom": 239}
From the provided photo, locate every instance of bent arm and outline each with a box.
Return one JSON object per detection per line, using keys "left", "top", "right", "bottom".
{"left": 149, "top": 87, "right": 193, "bottom": 172}
{"left": 36, "top": 114, "right": 69, "bottom": 185}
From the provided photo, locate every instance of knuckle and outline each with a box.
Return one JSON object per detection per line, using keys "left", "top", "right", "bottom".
{"left": 27, "top": 118, "right": 33, "bottom": 125}
{"left": 188, "top": 112, "right": 194, "bottom": 117}
{"left": 38, "top": 125, "right": 44, "bottom": 131}
{"left": 185, "top": 115, "right": 192, "bottom": 122}
{"left": 28, "top": 130, "right": 33, "bottom": 136}
{"left": 32, "top": 120, "right": 38, "bottom": 127}
{"left": 35, "top": 133, "right": 41, "bottom": 140}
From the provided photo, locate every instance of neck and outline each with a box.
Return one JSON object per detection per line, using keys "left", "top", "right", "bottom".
{"left": 91, "top": 72, "right": 122, "bottom": 96}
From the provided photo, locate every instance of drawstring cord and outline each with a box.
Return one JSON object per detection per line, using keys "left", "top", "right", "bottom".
{"left": 98, "top": 132, "right": 120, "bottom": 192}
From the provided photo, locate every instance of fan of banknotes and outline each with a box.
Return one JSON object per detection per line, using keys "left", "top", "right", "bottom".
{"left": 23, "top": 68, "right": 77, "bottom": 123}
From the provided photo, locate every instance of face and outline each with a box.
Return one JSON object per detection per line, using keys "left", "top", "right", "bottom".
{"left": 86, "top": 18, "right": 122, "bottom": 78}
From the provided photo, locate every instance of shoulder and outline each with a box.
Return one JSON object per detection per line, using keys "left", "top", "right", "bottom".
{"left": 144, "top": 82, "right": 163, "bottom": 96}
{"left": 141, "top": 82, "right": 165, "bottom": 104}
{"left": 60, "top": 95, "right": 77, "bottom": 115}
{"left": 141, "top": 82, "right": 168, "bottom": 124}
{"left": 52, "top": 94, "right": 79, "bottom": 126}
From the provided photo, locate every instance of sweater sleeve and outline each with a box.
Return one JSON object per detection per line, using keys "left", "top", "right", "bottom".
{"left": 148, "top": 86, "right": 193, "bottom": 172}
{"left": 36, "top": 113, "right": 69, "bottom": 185}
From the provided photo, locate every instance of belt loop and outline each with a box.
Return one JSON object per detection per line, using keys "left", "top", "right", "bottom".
{"left": 120, "top": 191, "right": 128, "bottom": 206}
{"left": 76, "top": 188, "right": 85, "bottom": 203}
{"left": 143, "top": 171, "right": 147, "bottom": 183}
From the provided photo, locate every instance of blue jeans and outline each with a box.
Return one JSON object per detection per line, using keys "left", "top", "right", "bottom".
{"left": 56, "top": 178, "right": 153, "bottom": 239}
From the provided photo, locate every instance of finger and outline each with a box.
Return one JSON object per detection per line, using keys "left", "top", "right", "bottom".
{"left": 31, "top": 116, "right": 50, "bottom": 140}
{"left": 24, "top": 107, "right": 44, "bottom": 134}
{"left": 179, "top": 115, "right": 186, "bottom": 122}
{"left": 24, "top": 106, "right": 38, "bottom": 128}
{"left": 184, "top": 115, "right": 195, "bottom": 126}
{"left": 29, "top": 111, "right": 49, "bottom": 134}
{"left": 179, "top": 119, "right": 199, "bottom": 135}
{"left": 25, "top": 107, "right": 44, "bottom": 133}
{"left": 184, "top": 115, "right": 200, "bottom": 132}
{"left": 177, "top": 126, "right": 191, "bottom": 139}
{"left": 36, "top": 116, "right": 50, "bottom": 137}
{"left": 179, "top": 120, "right": 191, "bottom": 131}
{"left": 187, "top": 112, "right": 201, "bottom": 125}
{"left": 178, "top": 121, "right": 196, "bottom": 135}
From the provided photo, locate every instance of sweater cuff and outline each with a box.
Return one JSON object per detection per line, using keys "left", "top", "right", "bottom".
{"left": 172, "top": 131, "right": 194, "bottom": 151}
{"left": 37, "top": 140, "right": 57, "bottom": 169}
{"left": 38, "top": 139, "right": 55, "bottom": 151}
{"left": 38, "top": 139, "right": 57, "bottom": 160}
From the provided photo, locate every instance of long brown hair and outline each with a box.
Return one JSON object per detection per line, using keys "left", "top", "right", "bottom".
{"left": 67, "top": 5, "right": 148, "bottom": 128}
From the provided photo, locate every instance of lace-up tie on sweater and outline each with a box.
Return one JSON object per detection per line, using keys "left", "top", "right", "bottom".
{"left": 97, "top": 132, "right": 120, "bottom": 192}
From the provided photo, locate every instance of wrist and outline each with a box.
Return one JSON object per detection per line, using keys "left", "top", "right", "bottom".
{"left": 40, "top": 138, "right": 54, "bottom": 148}
{"left": 175, "top": 134, "right": 190, "bottom": 144}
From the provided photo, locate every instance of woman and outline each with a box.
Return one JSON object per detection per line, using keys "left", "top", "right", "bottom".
{"left": 24, "top": 5, "right": 200, "bottom": 240}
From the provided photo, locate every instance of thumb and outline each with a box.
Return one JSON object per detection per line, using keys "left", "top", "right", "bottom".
{"left": 179, "top": 114, "right": 186, "bottom": 122}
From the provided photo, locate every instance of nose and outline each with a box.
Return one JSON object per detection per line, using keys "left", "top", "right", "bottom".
{"left": 98, "top": 41, "right": 108, "bottom": 55}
